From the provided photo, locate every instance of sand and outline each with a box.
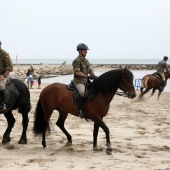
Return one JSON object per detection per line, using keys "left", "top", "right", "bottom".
{"left": 0, "top": 82, "right": 170, "bottom": 170}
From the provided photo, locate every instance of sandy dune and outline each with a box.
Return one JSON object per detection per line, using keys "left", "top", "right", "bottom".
{"left": 0, "top": 82, "right": 170, "bottom": 170}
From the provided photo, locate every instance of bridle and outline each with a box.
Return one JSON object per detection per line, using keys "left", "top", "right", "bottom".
{"left": 116, "top": 73, "right": 134, "bottom": 98}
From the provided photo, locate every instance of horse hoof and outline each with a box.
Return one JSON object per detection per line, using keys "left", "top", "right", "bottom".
{"left": 65, "top": 141, "right": 72, "bottom": 146}
{"left": 18, "top": 138, "right": 27, "bottom": 144}
{"left": 2, "top": 137, "right": 11, "bottom": 144}
{"left": 106, "top": 149, "right": 112, "bottom": 155}
{"left": 93, "top": 146, "right": 98, "bottom": 151}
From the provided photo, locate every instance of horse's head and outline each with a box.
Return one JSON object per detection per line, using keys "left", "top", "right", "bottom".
{"left": 118, "top": 67, "right": 136, "bottom": 99}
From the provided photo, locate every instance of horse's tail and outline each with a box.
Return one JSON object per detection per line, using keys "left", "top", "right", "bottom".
{"left": 33, "top": 99, "right": 50, "bottom": 136}
{"left": 141, "top": 76, "right": 149, "bottom": 88}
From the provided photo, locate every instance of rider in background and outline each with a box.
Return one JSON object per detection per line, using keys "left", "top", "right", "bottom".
{"left": 72, "top": 43, "right": 96, "bottom": 118}
{"left": 0, "top": 41, "right": 13, "bottom": 112}
{"left": 157, "top": 56, "right": 169, "bottom": 90}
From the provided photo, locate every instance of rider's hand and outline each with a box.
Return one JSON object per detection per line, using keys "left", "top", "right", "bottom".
{"left": 88, "top": 76, "right": 98, "bottom": 80}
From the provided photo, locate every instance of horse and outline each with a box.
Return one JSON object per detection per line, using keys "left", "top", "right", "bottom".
{"left": 33, "top": 68, "right": 136, "bottom": 155}
{"left": 139, "top": 71, "right": 170, "bottom": 99}
{"left": 0, "top": 78, "right": 31, "bottom": 144}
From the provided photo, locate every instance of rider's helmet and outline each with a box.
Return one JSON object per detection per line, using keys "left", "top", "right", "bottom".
{"left": 164, "top": 56, "right": 168, "bottom": 61}
{"left": 77, "top": 43, "right": 89, "bottom": 51}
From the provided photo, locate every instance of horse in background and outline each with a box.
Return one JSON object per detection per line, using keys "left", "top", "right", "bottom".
{"left": 0, "top": 78, "right": 31, "bottom": 144}
{"left": 139, "top": 71, "right": 170, "bottom": 100}
{"left": 33, "top": 68, "right": 136, "bottom": 155}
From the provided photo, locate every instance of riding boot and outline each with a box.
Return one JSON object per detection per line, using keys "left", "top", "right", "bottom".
{"left": 79, "top": 97, "right": 85, "bottom": 118}
{"left": 0, "top": 90, "right": 7, "bottom": 112}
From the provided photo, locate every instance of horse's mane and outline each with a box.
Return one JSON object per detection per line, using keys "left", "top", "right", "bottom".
{"left": 89, "top": 68, "right": 133, "bottom": 97}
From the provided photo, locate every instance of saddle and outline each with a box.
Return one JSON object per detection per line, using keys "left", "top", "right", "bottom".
{"left": 67, "top": 81, "right": 92, "bottom": 110}
{"left": 152, "top": 72, "right": 166, "bottom": 91}
{"left": 152, "top": 72, "right": 162, "bottom": 79}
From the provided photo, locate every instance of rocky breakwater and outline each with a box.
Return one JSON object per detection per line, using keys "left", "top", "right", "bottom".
{"left": 12, "top": 64, "right": 73, "bottom": 79}
{"left": 93, "top": 64, "right": 158, "bottom": 70}
{"left": 12, "top": 63, "right": 160, "bottom": 80}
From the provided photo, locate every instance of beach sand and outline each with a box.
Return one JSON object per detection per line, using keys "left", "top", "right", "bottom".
{"left": 0, "top": 82, "right": 170, "bottom": 170}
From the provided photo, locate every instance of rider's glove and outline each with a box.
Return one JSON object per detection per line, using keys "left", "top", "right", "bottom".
{"left": 87, "top": 76, "right": 95, "bottom": 80}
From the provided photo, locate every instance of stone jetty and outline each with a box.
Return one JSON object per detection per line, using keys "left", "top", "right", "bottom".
{"left": 11, "top": 63, "right": 159, "bottom": 79}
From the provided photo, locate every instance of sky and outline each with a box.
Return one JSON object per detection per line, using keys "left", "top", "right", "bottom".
{"left": 1, "top": 0, "right": 170, "bottom": 60}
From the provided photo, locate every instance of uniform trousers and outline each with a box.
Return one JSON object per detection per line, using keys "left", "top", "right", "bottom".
{"left": 76, "top": 84, "right": 85, "bottom": 97}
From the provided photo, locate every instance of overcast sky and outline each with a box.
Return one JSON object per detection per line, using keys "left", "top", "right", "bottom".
{"left": 1, "top": 0, "right": 170, "bottom": 60}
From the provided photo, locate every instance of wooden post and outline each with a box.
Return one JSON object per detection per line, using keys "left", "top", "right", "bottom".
{"left": 16, "top": 55, "right": 18, "bottom": 65}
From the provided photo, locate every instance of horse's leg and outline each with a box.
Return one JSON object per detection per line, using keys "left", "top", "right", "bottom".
{"left": 93, "top": 122, "right": 99, "bottom": 151}
{"left": 157, "top": 91, "right": 161, "bottom": 100}
{"left": 42, "top": 130, "right": 46, "bottom": 148}
{"left": 94, "top": 118, "right": 112, "bottom": 155}
{"left": 139, "top": 88, "right": 151, "bottom": 98}
{"left": 2, "top": 110, "right": 15, "bottom": 144}
{"left": 139, "top": 87, "right": 144, "bottom": 97}
{"left": 18, "top": 112, "right": 29, "bottom": 144}
{"left": 150, "top": 89, "right": 156, "bottom": 97}
{"left": 56, "top": 111, "right": 72, "bottom": 144}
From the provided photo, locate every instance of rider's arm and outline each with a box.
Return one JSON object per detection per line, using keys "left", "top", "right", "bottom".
{"left": 165, "top": 63, "right": 169, "bottom": 72}
{"left": 74, "top": 71, "right": 88, "bottom": 78}
{"left": 89, "top": 69, "right": 95, "bottom": 77}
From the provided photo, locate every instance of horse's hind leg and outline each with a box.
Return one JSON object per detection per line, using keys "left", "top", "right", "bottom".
{"left": 139, "top": 87, "right": 144, "bottom": 98}
{"left": 2, "top": 110, "right": 15, "bottom": 144}
{"left": 56, "top": 111, "right": 72, "bottom": 144}
{"left": 18, "top": 112, "right": 29, "bottom": 144}
{"left": 150, "top": 89, "right": 156, "bottom": 97}
{"left": 157, "top": 91, "right": 162, "bottom": 100}
{"left": 139, "top": 88, "right": 151, "bottom": 98}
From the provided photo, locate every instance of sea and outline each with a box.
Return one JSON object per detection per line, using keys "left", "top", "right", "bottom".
{"left": 42, "top": 70, "right": 170, "bottom": 93}
{"left": 12, "top": 58, "right": 170, "bottom": 92}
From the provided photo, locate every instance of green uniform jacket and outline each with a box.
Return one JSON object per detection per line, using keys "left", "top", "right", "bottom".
{"left": 157, "top": 60, "right": 169, "bottom": 73}
{"left": 0, "top": 49, "right": 13, "bottom": 74}
{"left": 72, "top": 55, "right": 92, "bottom": 85}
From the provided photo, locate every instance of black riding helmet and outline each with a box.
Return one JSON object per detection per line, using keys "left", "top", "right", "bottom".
{"left": 164, "top": 56, "right": 168, "bottom": 60}
{"left": 77, "top": 43, "right": 89, "bottom": 51}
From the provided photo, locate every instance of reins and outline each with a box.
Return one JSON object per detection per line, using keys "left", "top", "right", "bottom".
{"left": 116, "top": 91, "right": 128, "bottom": 97}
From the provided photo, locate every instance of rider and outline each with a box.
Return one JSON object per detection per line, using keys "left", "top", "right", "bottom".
{"left": 72, "top": 43, "right": 96, "bottom": 118}
{"left": 157, "top": 56, "right": 169, "bottom": 90}
{"left": 0, "top": 41, "right": 13, "bottom": 112}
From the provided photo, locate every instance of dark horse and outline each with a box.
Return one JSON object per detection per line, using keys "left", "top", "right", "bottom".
{"left": 0, "top": 78, "right": 31, "bottom": 144}
{"left": 33, "top": 68, "right": 136, "bottom": 155}
{"left": 139, "top": 71, "right": 170, "bottom": 99}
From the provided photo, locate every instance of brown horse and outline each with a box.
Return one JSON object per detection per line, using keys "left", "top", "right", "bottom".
{"left": 33, "top": 68, "right": 136, "bottom": 155}
{"left": 139, "top": 71, "right": 170, "bottom": 99}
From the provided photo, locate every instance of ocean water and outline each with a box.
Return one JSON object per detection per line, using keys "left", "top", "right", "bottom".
{"left": 42, "top": 70, "right": 170, "bottom": 92}
{"left": 12, "top": 58, "right": 162, "bottom": 65}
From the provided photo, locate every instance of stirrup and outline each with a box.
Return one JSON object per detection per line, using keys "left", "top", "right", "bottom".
{"left": 79, "top": 110, "right": 85, "bottom": 118}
